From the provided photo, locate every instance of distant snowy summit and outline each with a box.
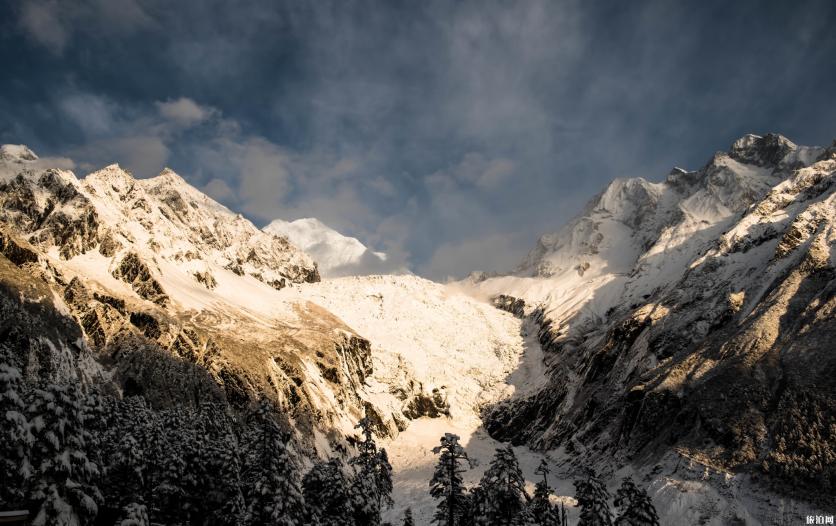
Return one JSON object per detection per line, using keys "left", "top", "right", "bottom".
{"left": 264, "top": 217, "right": 402, "bottom": 278}
{"left": 0, "top": 144, "right": 38, "bottom": 161}
{"left": 0, "top": 144, "right": 46, "bottom": 179}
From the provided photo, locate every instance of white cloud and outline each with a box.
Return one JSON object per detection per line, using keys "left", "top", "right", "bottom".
{"left": 156, "top": 98, "right": 216, "bottom": 128}
{"left": 46, "top": 92, "right": 227, "bottom": 176}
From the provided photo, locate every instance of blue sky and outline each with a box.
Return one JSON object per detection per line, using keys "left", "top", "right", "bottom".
{"left": 1, "top": 0, "right": 834, "bottom": 278}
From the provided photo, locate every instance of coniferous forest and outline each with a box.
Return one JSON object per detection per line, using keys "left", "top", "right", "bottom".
{"left": 1, "top": 357, "right": 659, "bottom": 526}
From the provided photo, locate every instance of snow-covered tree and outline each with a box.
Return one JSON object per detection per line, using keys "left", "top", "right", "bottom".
{"left": 0, "top": 363, "right": 32, "bottom": 508}
{"left": 100, "top": 396, "right": 152, "bottom": 512}
{"left": 119, "top": 502, "right": 150, "bottom": 526}
{"left": 527, "top": 460, "right": 561, "bottom": 526}
{"left": 303, "top": 458, "right": 354, "bottom": 526}
{"left": 149, "top": 407, "right": 188, "bottom": 525}
{"left": 613, "top": 477, "right": 659, "bottom": 526}
{"left": 80, "top": 389, "right": 109, "bottom": 473}
{"left": 108, "top": 433, "right": 146, "bottom": 504}
{"left": 27, "top": 382, "right": 102, "bottom": 526}
{"left": 466, "top": 485, "right": 487, "bottom": 526}
{"left": 197, "top": 402, "right": 246, "bottom": 525}
{"left": 402, "top": 508, "right": 415, "bottom": 526}
{"left": 243, "top": 398, "right": 304, "bottom": 526}
{"left": 473, "top": 445, "right": 527, "bottom": 525}
{"left": 573, "top": 469, "right": 612, "bottom": 526}
{"left": 350, "top": 416, "right": 393, "bottom": 525}
{"left": 211, "top": 440, "right": 247, "bottom": 525}
{"left": 429, "top": 433, "right": 471, "bottom": 526}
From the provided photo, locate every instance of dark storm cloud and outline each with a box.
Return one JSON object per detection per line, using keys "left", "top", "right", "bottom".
{"left": 1, "top": 0, "right": 834, "bottom": 278}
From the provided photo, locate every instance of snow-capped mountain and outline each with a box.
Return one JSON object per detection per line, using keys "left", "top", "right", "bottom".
{"left": 264, "top": 217, "right": 393, "bottom": 278}
{"left": 2, "top": 134, "right": 833, "bottom": 525}
{"left": 466, "top": 133, "right": 836, "bottom": 515}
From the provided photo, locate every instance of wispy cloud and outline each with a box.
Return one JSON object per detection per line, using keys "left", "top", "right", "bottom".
{"left": 18, "top": 0, "right": 154, "bottom": 55}
{"left": 3, "top": 0, "right": 835, "bottom": 278}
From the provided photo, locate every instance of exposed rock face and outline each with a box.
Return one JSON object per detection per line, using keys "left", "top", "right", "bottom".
{"left": 112, "top": 252, "right": 169, "bottom": 306}
{"left": 193, "top": 270, "right": 217, "bottom": 289}
{"left": 0, "top": 250, "right": 89, "bottom": 384}
{"left": 403, "top": 389, "right": 450, "bottom": 419}
{"left": 729, "top": 133, "right": 797, "bottom": 167}
{"left": 478, "top": 134, "right": 836, "bottom": 503}
{"left": 0, "top": 229, "right": 39, "bottom": 266}
{"left": 493, "top": 294, "right": 526, "bottom": 317}
{"left": 0, "top": 170, "right": 103, "bottom": 259}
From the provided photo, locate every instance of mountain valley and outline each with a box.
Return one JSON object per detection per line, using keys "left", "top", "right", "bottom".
{"left": 1, "top": 134, "right": 833, "bottom": 525}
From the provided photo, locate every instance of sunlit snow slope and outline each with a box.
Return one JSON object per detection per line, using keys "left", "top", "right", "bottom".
{"left": 278, "top": 275, "right": 554, "bottom": 524}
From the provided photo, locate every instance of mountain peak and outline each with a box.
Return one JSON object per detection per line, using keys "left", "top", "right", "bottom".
{"left": 594, "top": 176, "right": 661, "bottom": 217}
{"left": 729, "top": 133, "right": 796, "bottom": 166}
{"left": 150, "top": 167, "right": 188, "bottom": 186}
{"left": 264, "top": 218, "right": 394, "bottom": 278}
{"left": 82, "top": 164, "right": 138, "bottom": 195}
{"left": 0, "top": 144, "right": 38, "bottom": 162}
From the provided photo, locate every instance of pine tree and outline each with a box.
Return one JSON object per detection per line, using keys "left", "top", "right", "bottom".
{"left": 528, "top": 460, "right": 561, "bottom": 526}
{"left": 27, "top": 382, "right": 102, "bottom": 526}
{"left": 402, "top": 508, "right": 415, "bottom": 526}
{"left": 429, "top": 433, "right": 470, "bottom": 526}
{"left": 613, "top": 477, "right": 659, "bottom": 526}
{"left": 474, "top": 445, "right": 527, "bottom": 526}
{"left": 573, "top": 469, "right": 612, "bottom": 526}
{"left": 0, "top": 363, "right": 33, "bottom": 508}
{"left": 303, "top": 458, "right": 354, "bottom": 526}
{"left": 243, "top": 399, "right": 305, "bottom": 526}
{"left": 350, "top": 416, "right": 393, "bottom": 525}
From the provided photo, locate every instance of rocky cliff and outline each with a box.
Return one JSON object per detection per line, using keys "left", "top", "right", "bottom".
{"left": 475, "top": 134, "right": 836, "bottom": 504}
